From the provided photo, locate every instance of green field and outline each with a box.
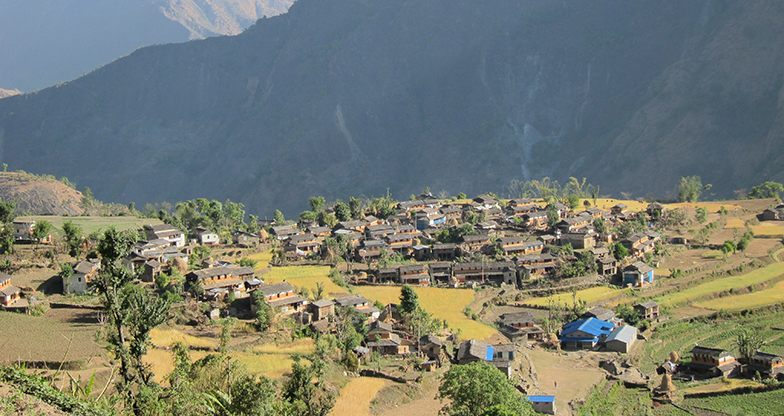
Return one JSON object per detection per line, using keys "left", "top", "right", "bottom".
{"left": 18, "top": 215, "right": 162, "bottom": 236}
{"left": 656, "top": 261, "right": 784, "bottom": 306}
{"left": 696, "top": 280, "right": 784, "bottom": 310}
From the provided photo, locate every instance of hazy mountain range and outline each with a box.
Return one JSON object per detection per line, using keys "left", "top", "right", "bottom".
{"left": 0, "top": 0, "right": 293, "bottom": 92}
{"left": 1, "top": 0, "right": 783, "bottom": 216}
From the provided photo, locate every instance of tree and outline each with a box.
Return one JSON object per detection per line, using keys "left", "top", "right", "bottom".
{"left": 750, "top": 181, "right": 784, "bottom": 199}
{"left": 349, "top": 197, "right": 363, "bottom": 219}
{"left": 457, "top": 192, "right": 467, "bottom": 200}
{"left": 615, "top": 304, "right": 640, "bottom": 327}
{"left": 62, "top": 220, "right": 83, "bottom": 257}
{"left": 565, "top": 194, "right": 580, "bottom": 211}
{"left": 677, "top": 176, "right": 703, "bottom": 202}
{"left": 545, "top": 204, "right": 559, "bottom": 228}
{"left": 253, "top": 292, "right": 273, "bottom": 331}
{"left": 32, "top": 219, "right": 52, "bottom": 249}
{"left": 399, "top": 285, "right": 420, "bottom": 315}
{"left": 0, "top": 199, "right": 17, "bottom": 224}
{"left": 334, "top": 202, "right": 351, "bottom": 221}
{"left": 92, "top": 227, "right": 170, "bottom": 412}
{"left": 695, "top": 207, "right": 708, "bottom": 224}
{"left": 720, "top": 240, "right": 736, "bottom": 256}
{"left": 438, "top": 361, "right": 533, "bottom": 416}
{"left": 273, "top": 209, "right": 285, "bottom": 224}
{"left": 611, "top": 243, "right": 628, "bottom": 260}
{"left": 593, "top": 217, "right": 607, "bottom": 234}
{"left": 282, "top": 354, "right": 336, "bottom": 416}
{"left": 735, "top": 328, "right": 765, "bottom": 362}
{"left": 309, "top": 196, "right": 326, "bottom": 213}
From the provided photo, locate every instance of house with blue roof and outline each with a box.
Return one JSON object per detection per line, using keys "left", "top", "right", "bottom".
{"left": 559, "top": 317, "right": 615, "bottom": 349}
{"left": 527, "top": 395, "right": 556, "bottom": 415}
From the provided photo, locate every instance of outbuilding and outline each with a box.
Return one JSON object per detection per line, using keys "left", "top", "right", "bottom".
{"left": 605, "top": 325, "right": 638, "bottom": 353}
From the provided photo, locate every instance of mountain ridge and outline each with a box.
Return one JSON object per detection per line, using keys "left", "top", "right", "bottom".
{"left": 1, "top": 0, "right": 782, "bottom": 215}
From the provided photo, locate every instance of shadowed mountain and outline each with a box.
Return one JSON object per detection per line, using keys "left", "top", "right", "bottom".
{"left": 1, "top": 0, "right": 783, "bottom": 215}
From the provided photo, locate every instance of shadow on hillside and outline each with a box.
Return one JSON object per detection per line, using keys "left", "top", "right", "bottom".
{"left": 36, "top": 275, "right": 62, "bottom": 296}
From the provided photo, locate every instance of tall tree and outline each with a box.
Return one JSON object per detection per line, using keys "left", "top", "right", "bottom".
{"left": 399, "top": 285, "right": 420, "bottom": 315}
{"left": 32, "top": 220, "right": 52, "bottom": 249}
{"left": 749, "top": 181, "right": 784, "bottom": 199}
{"left": 273, "top": 209, "right": 286, "bottom": 224}
{"left": 677, "top": 176, "right": 703, "bottom": 202}
{"left": 282, "top": 354, "right": 336, "bottom": 416}
{"left": 62, "top": 220, "right": 83, "bottom": 257}
{"left": 309, "top": 196, "right": 326, "bottom": 213}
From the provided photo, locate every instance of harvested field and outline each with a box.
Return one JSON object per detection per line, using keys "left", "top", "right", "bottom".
{"left": 149, "top": 327, "right": 218, "bottom": 349}
{"left": 656, "top": 261, "right": 784, "bottom": 306}
{"left": 252, "top": 338, "right": 314, "bottom": 354}
{"left": 522, "top": 286, "right": 626, "bottom": 308}
{"left": 0, "top": 309, "right": 102, "bottom": 365}
{"left": 263, "top": 266, "right": 347, "bottom": 296}
{"left": 355, "top": 286, "right": 497, "bottom": 340}
{"left": 683, "top": 379, "right": 762, "bottom": 394}
{"left": 144, "top": 348, "right": 210, "bottom": 383}
{"left": 680, "top": 385, "right": 784, "bottom": 415}
{"left": 751, "top": 221, "right": 784, "bottom": 237}
{"left": 332, "top": 377, "right": 389, "bottom": 416}
{"left": 666, "top": 202, "right": 742, "bottom": 213}
{"left": 233, "top": 351, "right": 293, "bottom": 379}
{"left": 18, "top": 215, "right": 162, "bottom": 236}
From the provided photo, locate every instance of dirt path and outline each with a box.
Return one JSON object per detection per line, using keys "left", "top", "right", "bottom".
{"left": 526, "top": 348, "right": 606, "bottom": 416}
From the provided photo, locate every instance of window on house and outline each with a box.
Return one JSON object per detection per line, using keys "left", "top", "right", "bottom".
{"left": 78, "top": 277, "right": 82, "bottom": 282}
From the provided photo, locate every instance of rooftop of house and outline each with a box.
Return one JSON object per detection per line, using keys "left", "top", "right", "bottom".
{"left": 312, "top": 299, "right": 334, "bottom": 308}
{"left": 457, "top": 339, "right": 492, "bottom": 362}
{"left": 334, "top": 294, "right": 372, "bottom": 308}
{"left": 561, "top": 317, "right": 614, "bottom": 339}
{"left": 256, "top": 282, "right": 296, "bottom": 297}
{"left": 420, "top": 334, "right": 442, "bottom": 346}
{"left": 605, "top": 325, "right": 637, "bottom": 344}
{"left": 583, "top": 307, "right": 615, "bottom": 322}
{"left": 636, "top": 301, "right": 659, "bottom": 309}
{"left": 690, "top": 346, "right": 733, "bottom": 358}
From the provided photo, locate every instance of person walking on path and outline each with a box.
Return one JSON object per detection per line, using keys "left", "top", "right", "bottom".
{"left": 554, "top": 381, "right": 558, "bottom": 390}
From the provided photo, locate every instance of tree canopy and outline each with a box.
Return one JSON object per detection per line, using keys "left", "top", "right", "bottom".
{"left": 438, "top": 361, "right": 533, "bottom": 416}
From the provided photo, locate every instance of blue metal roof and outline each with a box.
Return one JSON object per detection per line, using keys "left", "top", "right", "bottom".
{"left": 528, "top": 395, "right": 555, "bottom": 403}
{"left": 485, "top": 345, "right": 495, "bottom": 361}
{"left": 561, "top": 317, "right": 614, "bottom": 338}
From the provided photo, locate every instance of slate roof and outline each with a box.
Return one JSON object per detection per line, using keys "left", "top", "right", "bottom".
{"left": 583, "top": 307, "right": 615, "bottom": 322}
{"left": 420, "top": 335, "right": 442, "bottom": 347}
{"left": 457, "top": 339, "right": 492, "bottom": 362}
{"left": 256, "top": 282, "right": 295, "bottom": 297}
{"left": 312, "top": 299, "right": 334, "bottom": 308}
{"left": 0, "top": 273, "right": 10, "bottom": 285}
{"left": 690, "top": 346, "right": 733, "bottom": 358}
{"left": 636, "top": 301, "right": 659, "bottom": 309}
{"left": 500, "top": 311, "right": 536, "bottom": 325}
{"left": 0, "top": 285, "right": 19, "bottom": 297}
{"left": 334, "top": 294, "right": 372, "bottom": 307}
{"left": 751, "top": 351, "right": 784, "bottom": 364}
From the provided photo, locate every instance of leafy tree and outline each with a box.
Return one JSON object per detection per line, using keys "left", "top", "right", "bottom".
{"left": 349, "top": 197, "right": 363, "bottom": 219}
{"left": 299, "top": 210, "right": 318, "bottom": 223}
{"left": 565, "top": 194, "right": 580, "bottom": 211}
{"left": 0, "top": 199, "right": 18, "bottom": 224}
{"left": 737, "top": 229, "right": 754, "bottom": 252}
{"left": 749, "top": 181, "right": 784, "bottom": 199}
{"left": 408, "top": 306, "right": 439, "bottom": 340}
{"left": 91, "top": 227, "right": 170, "bottom": 411}
{"left": 438, "top": 361, "right": 533, "bottom": 416}
{"left": 735, "top": 327, "right": 765, "bottom": 362}
{"left": 720, "top": 240, "right": 736, "bottom": 256}
{"left": 677, "top": 176, "right": 703, "bottom": 202}
{"left": 695, "top": 207, "right": 708, "bottom": 224}
{"left": 62, "top": 220, "right": 83, "bottom": 257}
{"left": 246, "top": 214, "right": 261, "bottom": 234}
{"left": 252, "top": 292, "right": 273, "bottom": 331}
{"left": 615, "top": 304, "right": 640, "bottom": 326}
{"left": 593, "top": 217, "right": 607, "bottom": 234}
{"left": 611, "top": 243, "right": 629, "bottom": 260}
{"left": 545, "top": 204, "right": 559, "bottom": 228}
{"left": 399, "top": 285, "right": 420, "bottom": 315}
{"left": 0, "top": 225, "right": 14, "bottom": 254}
{"left": 317, "top": 211, "right": 337, "bottom": 228}
{"left": 334, "top": 202, "right": 351, "bottom": 221}
{"left": 32, "top": 219, "right": 52, "bottom": 248}
{"left": 282, "top": 354, "right": 336, "bottom": 416}
{"left": 457, "top": 192, "right": 467, "bottom": 200}
{"left": 309, "top": 196, "right": 326, "bottom": 213}
{"left": 273, "top": 209, "right": 286, "bottom": 224}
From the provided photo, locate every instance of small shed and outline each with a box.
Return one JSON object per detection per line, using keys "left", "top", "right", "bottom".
{"left": 605, "top": 325, "right": 638, "bottom": 353}
{"left": 527, "top": 395, "right": 556, "bottom": 415}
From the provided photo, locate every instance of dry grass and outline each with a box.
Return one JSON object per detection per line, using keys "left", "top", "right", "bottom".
{"left": 246, "top": 250, "right": 274, "bottom": 270}
{"left": 332, "top": 377, "right": 389, "bottom": 416}
{"left": 695, "top": 280, "right": 784, "bottom": 310}
{"left": 724, "top": 218, "right": 746, "bottom": 229}
{"left": 522, "top": 286, "right": 626, "bottom": 307}
{"left": 666, "top": 202, "right": 742, "bottom": 213}
{"left": 145, "top": 348, "right": 210, "bottom": 383}
{"left": 355, "top": 286, "right": 497, "bottom": 339}
{"left": 588, "top": 199, "right": 649, "bottom": 212}
{"left": 658, "top": 261, "right": 784, "bottom": 306}
{"left": 150, "top": 328, "right": 218, "bottom": 348}
{"left": 252, "top": 338, "right": 314, "bottom": 354}
{"left": 263, "top": 266, "right": 347, "bottom": 296}
{"left": 233, "top": 352, "right": 293, "bottom": 379}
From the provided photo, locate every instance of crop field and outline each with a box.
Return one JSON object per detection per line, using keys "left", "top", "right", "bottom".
{"left": 145, "top": 348, "right": 210, "bottom": 383}
{"left": 680, "top": 388, "right": 784, "bottom": 416}
{"left": 262, "top": 266, "right": 347, "bottom": 296}
{"left": 18, "top": 215, "right": 162, "bottom": 236}
{"left": 682, "top": 379, "right": 761, "bottom": 394}
{"left": 251, "top": 338, "right": 314, "bottom": 354}
{"left": 655, "top": 261, "right": 784, "bottom": 306}
{"left": 246, "top": 250, "right": 273, "bottom": 270}
{"left": 522, "top": 286, "right": 626, "bottom": 308}
{"left": 355, "top": 286, "right": 497, "bottom": 339}
{"left": 233, "top": 352, "right": 293, "bottom": 379}
{"left": 750, "top": 221, "right": 784, "bottom": 237}
{"left": 331, "top": 377, "right": 389, "bottom": 416}
{"left": 695, "top": 280, "right": 784, "bottom": 310}
{"left": 0, "top": 309, "right": 102, "bottom": 364}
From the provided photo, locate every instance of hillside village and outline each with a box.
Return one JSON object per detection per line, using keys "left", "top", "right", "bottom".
{"left": 2, "top": 184, "right": 784, "bottom": 415}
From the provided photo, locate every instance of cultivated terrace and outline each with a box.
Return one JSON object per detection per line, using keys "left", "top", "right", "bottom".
{"left": 3, "top": 178, "right": 784, "bottom": 415}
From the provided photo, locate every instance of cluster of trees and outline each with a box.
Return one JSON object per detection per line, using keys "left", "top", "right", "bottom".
{"left": 154, "top": 198, "right": 257, "bottom": 240}
{"left": 289, "top": 191, "right": 404, "bottom": 229}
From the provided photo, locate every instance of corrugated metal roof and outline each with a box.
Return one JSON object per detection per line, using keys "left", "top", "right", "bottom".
{"left": 528, "top": 396, "right": 555, "bottom": 403}
{"left": 561, "top": 317, "right": 614, "bottom": 338}
{"left": 605, "top": 325, "right": 637, "bottom": 344}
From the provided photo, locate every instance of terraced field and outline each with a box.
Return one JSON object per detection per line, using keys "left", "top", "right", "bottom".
{"left": 655, "top": 261, "right": 784, "bottom": 306}
{"left": 695, "top": 280, "right": 784, "bottom": 310}
{"left": 263, "top": 265, "right": 347, "bottom": 296}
